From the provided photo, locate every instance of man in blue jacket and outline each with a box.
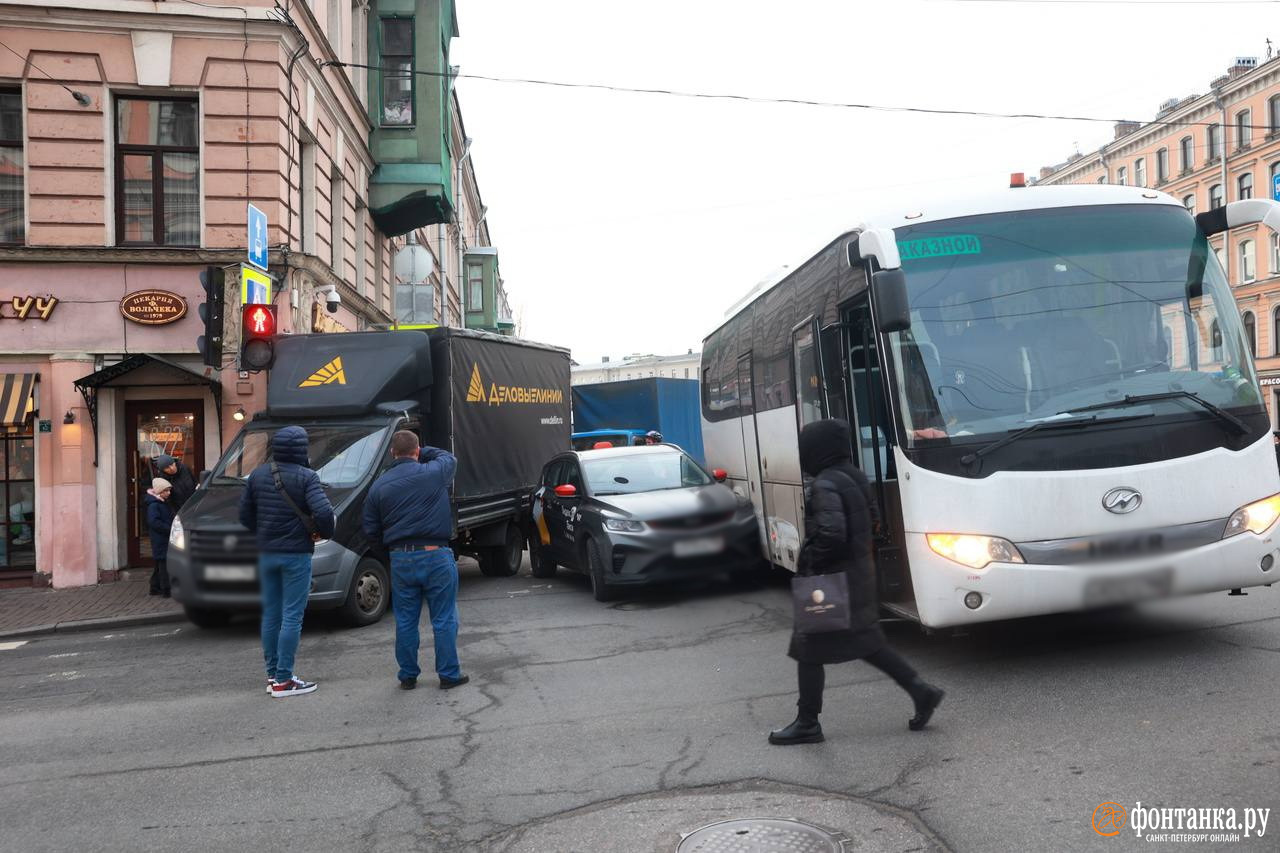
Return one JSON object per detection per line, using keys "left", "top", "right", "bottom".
{"left": 363, "top": 429, "right": 467, "bottom": 690}
{"left": 239, "top": 426, "right": 335, "bottom": 698}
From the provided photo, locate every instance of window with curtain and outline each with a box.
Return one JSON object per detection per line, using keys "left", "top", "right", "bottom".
{"left": 380, "top": 18, "right": 414, "bottom": 126}
{"left": 1156, "top": 148, "right": 1169, "bottom": 184}
{"left": 115, "top": 97, "right": 199, "bottom": 246}
{"left": 1239, "top": 172, "right": 1254, "bottom": 200}
{"left": 1271, "top": 95, "right": 1280, "bottom": 134}
{"left": 0, "top": 89, "right": 22, "bottom": 245}
{"left": 1135, "top": 158, "right": 1146, "bottom": 187}
{"left": 467, "top": 263, "right": 483, "bottom": 313}
{"left": 1244, "top": 312, "right": 1257, "bottom": 355}
{"left": 1183, "top": 193, "right": 1196, "bottom": 214}
{"left": 1207, "top": 123, "right": 1222, "bottom": 161}
{"left": 1237, "top": 109, "right": 1252, "bottom": 149}
{"left": 1117, "top": 166, "right": 1127, "bottom": 186}
{"left": 1239, "top": 239, "right": 1256, "bottom": 284}
{"left": 1272, "top": 233, "right": 1280, "bottom": 274}
{"left": 1210, "top": 184, "right": 1224, "bottom": 209}
{"left": 1180, "top": 136, "right": 1194, "bottom": 172}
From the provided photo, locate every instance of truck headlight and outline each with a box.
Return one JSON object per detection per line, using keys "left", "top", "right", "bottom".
{"left": 1223, "top": 494, "right": 1280, "bottom": 538}
{"left": 604, "top": 518, "right": 645, "bottom": 533}
{"left": 926, "top": 533, "right": 1023, "bottom": 570}
{"left": 169, "top": 516, "right": 186, "bottom": 552}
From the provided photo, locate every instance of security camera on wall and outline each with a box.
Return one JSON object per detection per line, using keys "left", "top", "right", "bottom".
{"left": 319, "top": 285, "right": 341, "bottom": 314}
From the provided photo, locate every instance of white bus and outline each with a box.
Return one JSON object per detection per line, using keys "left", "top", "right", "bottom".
{"left": 702, "top": 182, "right": 1280, "bottom": 628}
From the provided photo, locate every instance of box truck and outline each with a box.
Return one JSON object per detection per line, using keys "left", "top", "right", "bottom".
{"left": 571, "top": 377, "right": 705, "bottom": 462}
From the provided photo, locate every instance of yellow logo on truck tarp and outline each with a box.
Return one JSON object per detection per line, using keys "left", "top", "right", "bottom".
{"left": 299, "top": 357, "right": 347, "bottom": 387}
{"left": 466, "top": 364, "right": 487, "bottom": 403}
{"left": 465, "top": 363, "right": 563, "bottom": 406}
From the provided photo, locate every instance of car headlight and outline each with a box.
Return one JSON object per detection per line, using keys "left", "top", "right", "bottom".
{"left": 926, "top": 533, "right": 1023, "bottom": 570}
{"left": 604, "top": 518, "right": 645, "bottom": 533}
{"left": 1223, "top": 494, "right": 1280, "bottom": 538}
{"left": 169, "top": 516, "right": 186, "bottom": 551}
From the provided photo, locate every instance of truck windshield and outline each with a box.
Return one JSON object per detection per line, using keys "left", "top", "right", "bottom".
{"left": 210, "top": 426, "right": 389, "bottom": 492}
{"left": 583, "top": 450, "right": 711, "bottom": 495}
{"left": 887, "top": 203, "right": 1264, "bottom": 462}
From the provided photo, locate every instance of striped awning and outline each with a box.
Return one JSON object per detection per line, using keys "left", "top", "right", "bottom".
{"left": 0, "top": 373, "right": 36, "bottom": 427}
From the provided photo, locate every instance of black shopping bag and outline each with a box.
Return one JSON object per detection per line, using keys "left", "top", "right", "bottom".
{"left": 792, "top": 572, "right": 852, "bottom": 634}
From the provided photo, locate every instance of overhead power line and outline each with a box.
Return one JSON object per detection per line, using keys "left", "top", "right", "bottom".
{"left": 0, "top": 38, "right": 91, "bottom": 105}
{"left": 320, "top": 60, "right": 1280, "bottom": 132}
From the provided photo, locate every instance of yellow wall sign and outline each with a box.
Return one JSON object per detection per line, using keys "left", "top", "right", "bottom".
{"left": 241, "top": 266, "right": 272, "bottom": 305}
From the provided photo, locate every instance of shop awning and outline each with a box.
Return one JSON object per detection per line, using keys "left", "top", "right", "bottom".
{"left": 0, "top": 373, "right": 37, "bottom": 428}
{"left": 74, "top": 355, "right": 222, "bottom": 466}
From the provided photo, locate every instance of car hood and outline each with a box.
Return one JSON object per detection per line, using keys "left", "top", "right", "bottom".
{"left": 593, "top": 484, "right": 736, "bottom": 520}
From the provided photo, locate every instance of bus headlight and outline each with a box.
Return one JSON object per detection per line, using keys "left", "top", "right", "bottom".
{"left": 926, "top": 533, "right": 1024, "bottom": 570}
{"left": 169, "top": 516, "right": 186, "bottom": 552}
{"left": 1223, "top": 494, "right": 1280, "bottom": 538}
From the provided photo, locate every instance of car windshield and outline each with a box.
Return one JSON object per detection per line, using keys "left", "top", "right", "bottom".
{"left": 210, "top": 425, "right": 389, "bottom": 493}
{"left": 582, "top": 450, "right": 712, "bottom": 495}
{"left": 888, "top": 203, "right": 1263, "bottom": 447}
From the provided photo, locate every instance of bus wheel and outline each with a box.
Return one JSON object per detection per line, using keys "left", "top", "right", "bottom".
{"left": 340, "top": 558, "right": 390, "bottom": 627}
{"left": 480, "top": 523, "right": 523, "bottom": 577}
{"left": 184, "top": 606, "right": 231, "bottom": 629}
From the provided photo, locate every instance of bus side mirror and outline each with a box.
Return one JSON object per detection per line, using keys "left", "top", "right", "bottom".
{"left": 872, "top": 268, "right": 912, "bottom": 333}
{"left": 712, "top": 468, "right": 728, "bottom": 483}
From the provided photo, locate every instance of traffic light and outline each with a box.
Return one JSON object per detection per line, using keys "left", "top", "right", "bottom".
{"left": 196, "top": 266, "right": 225, "bottom": 368}
{"left": 240, "top": 304, "right": 277, "bottom": 371}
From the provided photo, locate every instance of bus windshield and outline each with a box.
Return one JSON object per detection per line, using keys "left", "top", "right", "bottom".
{"left": 887, "top": 203, "right": 1264, "bottom": 454}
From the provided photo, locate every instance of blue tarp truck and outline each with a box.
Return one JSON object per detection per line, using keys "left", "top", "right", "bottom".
{"left": 571, "top": 378, "right": 705, "bottom": 463}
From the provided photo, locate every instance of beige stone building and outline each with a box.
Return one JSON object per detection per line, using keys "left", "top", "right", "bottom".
{"left": 1037, "top": 55, "right": 1280, "bottom": 427}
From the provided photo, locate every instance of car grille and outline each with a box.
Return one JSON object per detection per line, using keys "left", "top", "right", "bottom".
{"left": 646, "top": 511, "right": 734, "bottom": 531}
{"left": 189, "top": 529, "right": 258, "bottom": 563}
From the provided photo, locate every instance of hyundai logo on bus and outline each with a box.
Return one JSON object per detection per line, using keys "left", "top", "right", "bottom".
{"left": 1103, "top": 487, "right": 1143, "bottom": 515}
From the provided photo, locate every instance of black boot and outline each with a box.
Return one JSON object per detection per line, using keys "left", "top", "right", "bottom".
{"left": 768, "top": 712, "right": 824, "bottom": 745}
{"left": 907, "top": 681, "right": 945, "bottom": 731}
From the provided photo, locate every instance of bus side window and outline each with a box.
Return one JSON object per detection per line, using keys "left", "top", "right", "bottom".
{"left": 793, "top": 322, "right": 825, "bottom": 428}
{"left": 819, "top": 324, "right": 848, "bottom": 422}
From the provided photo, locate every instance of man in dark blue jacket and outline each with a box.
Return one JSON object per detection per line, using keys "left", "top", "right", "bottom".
{"left": 239, "top": 426, "right": 335, "bottom": 698}
{"left": 363, "top": 429, "right": 467, "bottom": 690}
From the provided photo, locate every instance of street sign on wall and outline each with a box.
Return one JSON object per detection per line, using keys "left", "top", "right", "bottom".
{"left": 1272, "top": 172, "right": 1280, "bottom": 202}
{"left": 241, "top": 265, "right": 272, "bottom": 306}
{"left": 247, "top": 203, "right": 268, "bottom": 272}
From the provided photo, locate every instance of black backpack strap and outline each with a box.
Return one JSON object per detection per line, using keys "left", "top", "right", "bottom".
{"left": 270, "top": 461, "right": 317, "bottom": 538}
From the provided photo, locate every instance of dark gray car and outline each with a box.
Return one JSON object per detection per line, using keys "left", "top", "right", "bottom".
{"left": 529, "top": 445, "right": 761, "bottom": 601}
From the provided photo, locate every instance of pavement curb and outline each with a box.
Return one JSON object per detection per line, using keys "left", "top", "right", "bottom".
{"left": 0, "top": 610, "right": 187, "bottom": 640}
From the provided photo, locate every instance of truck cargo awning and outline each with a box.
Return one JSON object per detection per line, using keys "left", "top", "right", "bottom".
{"left": 74, "top": 355, "right": 222, "bottom": 466}
{"left": 0, "top": 373, "right": 37, "bottom": 428}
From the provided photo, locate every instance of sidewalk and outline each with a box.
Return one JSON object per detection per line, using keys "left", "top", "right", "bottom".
{"left": 0, "top": 573, "right": 184, "bottom": 639}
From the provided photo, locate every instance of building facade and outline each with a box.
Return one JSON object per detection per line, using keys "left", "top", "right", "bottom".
{"left": 1037, "top": 54, "right": 1280, "bottom": 428}
{"left": 571, "top": 351, "right": 702, "bottom": 386}
{"left": 0, "top": 0, "right": 510, "bottom": 587}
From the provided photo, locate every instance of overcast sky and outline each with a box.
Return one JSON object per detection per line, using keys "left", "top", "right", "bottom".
{"left": 451, "top": 0, "right": 1275, "bottom": 363}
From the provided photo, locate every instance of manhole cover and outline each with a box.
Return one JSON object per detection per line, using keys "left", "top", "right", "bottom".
{"left": 677, "top": 817, "right": 844, "bottom": 852}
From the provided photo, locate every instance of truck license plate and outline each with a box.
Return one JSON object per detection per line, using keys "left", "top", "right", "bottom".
{"left": 205, "top": 564, "right": 256, "bottom": 582}
{"left": 1083, "top": 567, "right": 1173, "bottom": 608}
{"left": 673, "top": 537, "right": 725, "bottom": 558}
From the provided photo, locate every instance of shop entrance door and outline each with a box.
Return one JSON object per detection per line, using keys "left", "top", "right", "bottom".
{"left": 125, "top": 400, "right": 205, "bottom": 568}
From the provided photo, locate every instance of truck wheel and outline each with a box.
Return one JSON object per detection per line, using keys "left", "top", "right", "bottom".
{"left": 184, "top": 606, "right": 231, "bottom": 629}
{"left": 480, "top": 524, "right": 523, "bottom": 577}
{"left": 586, "top": 538, "right": 616, "bottom": 602}
{"left": 340, "top": 558, "right": 390, "bottom": 627}
{"left": 530, "top": 544, "right": 557, "bottom": 579}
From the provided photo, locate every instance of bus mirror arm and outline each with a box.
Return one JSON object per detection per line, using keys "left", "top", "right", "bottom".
{"left": 1196, "top": 198, "right": 1280, "bottom": 237}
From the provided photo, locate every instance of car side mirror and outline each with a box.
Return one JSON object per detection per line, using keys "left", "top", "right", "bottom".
{"left": 554, "top": 484, "right": 578, "bottom": 498}
{"left": 712, "top": 468, "right": 728, "bottom": 483}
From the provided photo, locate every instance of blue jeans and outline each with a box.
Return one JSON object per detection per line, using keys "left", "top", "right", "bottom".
{"left": 260, "top": 552, "right": 313, "bottom": 682}
{"left": 390, "top": 549, "right": 461, "bottom": 681}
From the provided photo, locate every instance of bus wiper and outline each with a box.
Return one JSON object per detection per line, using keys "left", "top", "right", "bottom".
{"left": 1062, "top": 391, "right": 1249, "bottom": 436}
{"left": 959, "top": 412, "right": 1149, "bottom": 466}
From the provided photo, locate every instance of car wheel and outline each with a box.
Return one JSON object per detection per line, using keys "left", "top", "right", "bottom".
{"left": 530, "top": 541, "right": 557, "bottom": 578}
{"left": 479, "top": 523, "right": 523, "bottom": 577}
{"left": 184, "top": 605, "right": 232, "bottom": 629}
{"left": 586, "top": 538, "right": 616, "bottom": 602}
{"left": 340, "top": 558, "right": 390, "bottom": 627}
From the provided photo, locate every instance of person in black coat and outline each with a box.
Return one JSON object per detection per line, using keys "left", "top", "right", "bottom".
{"left": 769, "top": 418, "right": 945, "bottom": 745}
{"left": 145, "top": 478, "right": 176, "bottom": 597}
{"left": 154, "top": 454, "right": 198, "bottom": 511}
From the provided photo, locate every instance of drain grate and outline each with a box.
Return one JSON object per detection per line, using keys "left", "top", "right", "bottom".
{"left": 677, "top": 817, "right": 844, "bottom": 852}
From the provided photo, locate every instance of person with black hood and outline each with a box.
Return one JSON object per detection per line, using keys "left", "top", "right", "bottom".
{"left": 770, "top": 418, "right": 945, "bottom": 745}
{"left": 238, "top": 426, "right": 335, "bottom": 698}
{"left": 153, "top": 453, "right": 197, "bottom": 511}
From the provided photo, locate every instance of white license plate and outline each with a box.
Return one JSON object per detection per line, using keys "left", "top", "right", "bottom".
{"left": 1083, "top": 567, "right": 1173, "bottom": 608}
{"left": 205, "top": 564, "right": 256, "bottom": 582}
{"left": 673, "top": 537, "right": 725, "bottom": 558}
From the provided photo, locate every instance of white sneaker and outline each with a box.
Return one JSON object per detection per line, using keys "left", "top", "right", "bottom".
{"left": 270, "top": 677, "right": 318, "bottom": 698}
{"left": 266, "top": 679, "right": 274, "bottom": 695}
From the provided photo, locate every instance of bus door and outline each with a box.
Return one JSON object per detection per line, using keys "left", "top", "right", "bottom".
{"left": 735, "top": 354, "right": 768, "bottom": 547}
{"left": 843, "top": 295, "right": 915, "bottom": 610}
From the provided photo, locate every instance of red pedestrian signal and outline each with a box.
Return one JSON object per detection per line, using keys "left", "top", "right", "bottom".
{"left": 240, "top": 304, "right": 277, "bottom": 371}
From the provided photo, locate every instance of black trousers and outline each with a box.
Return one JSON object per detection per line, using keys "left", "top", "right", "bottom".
{"left": 150, "top": 558, "right": 170, "bottom": 594}
{"left": 797, "top": 647, "right": 920, "bottom": 716}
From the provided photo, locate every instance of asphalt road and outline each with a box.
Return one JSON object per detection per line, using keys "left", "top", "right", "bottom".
{"left": 1, "top": 558, "right": 1277, "bottom": 853}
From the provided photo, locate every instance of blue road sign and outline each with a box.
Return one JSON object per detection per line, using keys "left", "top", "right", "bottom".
{"left": 241, "top": 265, "right": 271, "bottom": 305}
{"left": 1273, "top": 172, "right": 1280, "bottom": 202}
{"left": 247, "top": 203, "right": 268, "bottom": 272}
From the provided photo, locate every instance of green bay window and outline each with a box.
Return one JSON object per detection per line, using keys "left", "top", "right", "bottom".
{"left": 380, "top": 18, "right": 415, "bottom": 126}
{"left": 115, "top": 96, "right": 199, "bottom": 246}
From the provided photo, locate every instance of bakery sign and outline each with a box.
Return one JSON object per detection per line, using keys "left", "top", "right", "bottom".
{"left": 120, "top": 290, "right": 188, "bottom": 325}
